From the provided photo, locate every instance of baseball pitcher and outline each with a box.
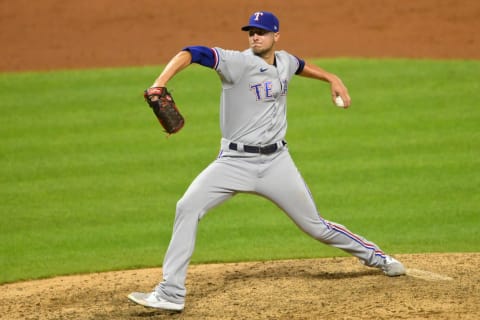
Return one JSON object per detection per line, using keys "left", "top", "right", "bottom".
{"left": 128, "top": 11, "right": 405, "bottom": 312}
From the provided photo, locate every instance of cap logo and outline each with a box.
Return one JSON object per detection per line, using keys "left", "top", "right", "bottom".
{"left": 253, "top": 12, "right": 263, "bottom": 21}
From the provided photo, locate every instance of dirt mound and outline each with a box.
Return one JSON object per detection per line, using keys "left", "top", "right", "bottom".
{"left": 1, "top": 253, "right": 479, "bottom": 319}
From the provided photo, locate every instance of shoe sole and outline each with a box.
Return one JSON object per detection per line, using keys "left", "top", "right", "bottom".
{"left": 127, "top": 293, "right": 184, "bottom": 311}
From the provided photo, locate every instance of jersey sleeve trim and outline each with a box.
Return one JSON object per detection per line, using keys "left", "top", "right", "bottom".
{"left": 182, "top": 46, "right": 219, "bottom": 69}
{"left": 212, "top": 48, "right": 220, "bottom": 70}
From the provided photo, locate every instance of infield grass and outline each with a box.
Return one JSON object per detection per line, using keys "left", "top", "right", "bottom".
{"left": 1, "top": 59, "right": 479, "bottom": 283}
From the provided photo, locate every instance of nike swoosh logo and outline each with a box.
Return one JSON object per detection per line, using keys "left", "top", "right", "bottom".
{"left": 260, "top": 67, "right": 268, "bottom": 72}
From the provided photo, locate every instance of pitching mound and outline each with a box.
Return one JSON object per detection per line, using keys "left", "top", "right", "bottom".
{"left": 1, "top": 253, "right": 478, "bottom": 319}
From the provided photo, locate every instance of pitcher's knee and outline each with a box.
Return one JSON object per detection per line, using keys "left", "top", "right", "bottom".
{"left": 299, "top": 221, "right": 332, "bottom": 242}
{"left": 176, "top": 197, "right": 193, "bottom": 215}
{"left": 175, "top": 197, "right": 204, "bottom": 221}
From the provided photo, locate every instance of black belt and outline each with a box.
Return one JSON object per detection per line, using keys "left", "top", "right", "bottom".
{"left": 228, "top": 141, "right": 286, "bottom": 155}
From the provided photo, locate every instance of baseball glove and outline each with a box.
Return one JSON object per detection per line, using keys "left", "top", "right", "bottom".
{"left": 144, "top": 87, "right": 184, "bottom": 135}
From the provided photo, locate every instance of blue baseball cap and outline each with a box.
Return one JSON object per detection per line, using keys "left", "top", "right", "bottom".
{"left": 241, "top": 11, "right": 280, "bottom": 32}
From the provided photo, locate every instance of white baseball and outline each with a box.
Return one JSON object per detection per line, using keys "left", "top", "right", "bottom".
{"left": 335, "top": 96, "right": 345, "bottom": 107}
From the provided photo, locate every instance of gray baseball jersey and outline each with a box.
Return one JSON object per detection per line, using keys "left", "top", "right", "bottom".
{"left": 155, "top": 47, "right": 389, "bottom": 304}
{"left": 215, "top": 48, "right": 296, "bottom": 146}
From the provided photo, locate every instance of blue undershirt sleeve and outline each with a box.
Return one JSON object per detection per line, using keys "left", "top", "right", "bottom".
{"left": 295, "top": 56, "right": 306, "bottom": 74}
{"left": 182, "top": 46, "right": 217, "bottom": 68}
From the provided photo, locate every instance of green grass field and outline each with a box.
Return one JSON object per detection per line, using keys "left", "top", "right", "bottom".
{"left": 1, "top": 59, "right": 479, "bottom": 284}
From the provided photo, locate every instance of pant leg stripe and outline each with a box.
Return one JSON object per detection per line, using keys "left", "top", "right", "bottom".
{"left": 330, "top": 223, "right": 386, "bottom": 258}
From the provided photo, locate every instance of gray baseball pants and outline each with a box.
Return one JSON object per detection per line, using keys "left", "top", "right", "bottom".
{"left": 156, "top": 145, "right": 386, "bottom": 304}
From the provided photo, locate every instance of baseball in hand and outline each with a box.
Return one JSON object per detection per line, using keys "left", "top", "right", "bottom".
{"left": 335, "top": 96, "right": 345, "bottom": 107}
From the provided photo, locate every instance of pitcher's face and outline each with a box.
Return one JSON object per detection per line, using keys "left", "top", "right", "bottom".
{"left": 248, "top": 28, "right": 279, "bottom": 57}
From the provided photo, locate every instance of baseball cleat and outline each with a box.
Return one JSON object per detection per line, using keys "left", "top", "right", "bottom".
{"left": 382, "top": 256, "right": 406, "bottom": 277}
{"left": 128, "top": 291, "right": 184, "bottom": 311}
